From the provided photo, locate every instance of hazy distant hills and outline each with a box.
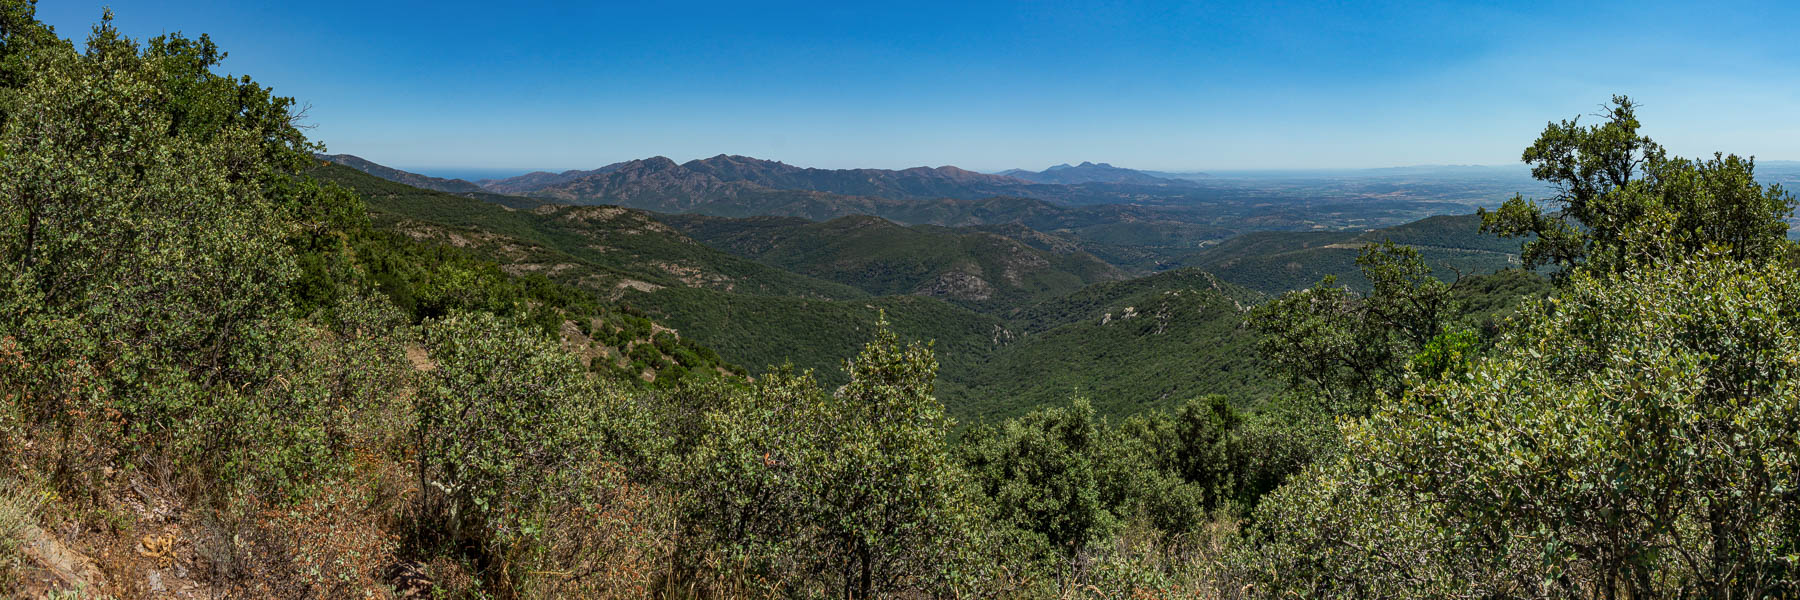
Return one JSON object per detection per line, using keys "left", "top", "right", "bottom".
{"left": 999, "top": 161, "right": 1192, "bottom": 185}
{"left": 482, "top": 154, "right": 1033, "bottom": 204}
{"left": 328, "top": 153, "right": 1521, "bottom": 266}
{"left": 483, "top": 157, "right": 754, "bottom": 208}
{"left": 475, "top": 166, "right": 622, "bottom": 193}
{"left": 328, "top": 154, "right": 1260, "bottom": 264}
{"left": 322, "top": 153, "right": 1535, "bottom": 278}
{"left": 473, "top": 155, "right": 1035, "bottom": 222}
{"left": 476, "top": 154, "right": 1241, "bottom": 212}
{"left": 317, "top": 153, "right": 489, "bottom": 195}
{"left": 680, "top": 154, "right": 1031, "bottom": 199}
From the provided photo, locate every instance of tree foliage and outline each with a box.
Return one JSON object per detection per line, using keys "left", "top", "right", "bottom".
{"left": 414, "top": 312, "right": 606, "bottom": 549}
{"left": 1252, "top": 255, "right": 1800, "bottom": 598}
{"left": 1247, "top": 242, "right": 1460, "bottom": 411}
{"left": 960, "top": 398, "right": 1116, "bottom": 562}
{"left": 1481, "top": 95, "right": 1795, "bottom": 276}
{"left": 0, "top": 8, "right": 382, "bottom": 500}
{"left": 1251, "top": 98, "right": 1800, "bottom": 598}
{"left": 662, "top": 319, "right": 981, "bottom": 598}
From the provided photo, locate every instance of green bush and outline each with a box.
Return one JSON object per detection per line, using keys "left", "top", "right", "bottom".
{"left": 667, "top": 321, "right": 982, "bottom": 597}
{"left": 961, "top": 398, "right": 1115, "bottom": 563}
{"left": 627, "top": 342, "right": 660, "bottom": 365}
{"left": 652, "top": 331, "right": 677, "bottom": 353}
{"left": 414, "top": 311, "right": 603, "bottom": 553}
{"left": 1250, "top": 255, "right": 1800, "bottom": 597}
{"left": 0, "top": 19, "right": 381, "bottom": 500}
{"left": 1247, "top": 242, "right": 1458, "bottom": 413}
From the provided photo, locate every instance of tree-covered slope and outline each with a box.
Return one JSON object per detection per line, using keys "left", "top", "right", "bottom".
{"left": 315, "top": 162, "right": 1281, "bottom": 421}
{"left": 949, "top": 269, "right": 1272, "bottom": 421}
{"left": 1176, "top": 213, "right": 1526, "bottom": 294}
{"left": 313, "top": 162, "right": 1014, "bottom": 397}
{"left": 623, "top": 287, "right": 1005, "bottom": 393}
{"left": 318, "top": 153, "right": 489, "bottom": 195}
{"left": 311, "top": 162, "right": 868, "bottom": 301}
{"left": 627, "top": 269, "right": 1285, "bottom": 424}
{"left": 661, "top": 213, "right": 1127, "bottom": 312}
{"left": 314, "top": 160, "right": 1548, "bottom": 427}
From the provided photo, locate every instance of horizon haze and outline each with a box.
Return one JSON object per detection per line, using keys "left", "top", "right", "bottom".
{"left": 36, "top": 1, "right": 1800, "bottom": 173}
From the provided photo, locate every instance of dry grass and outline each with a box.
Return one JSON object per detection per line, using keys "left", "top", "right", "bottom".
{"left": 0, "top": 477, "right": 44, "bottom": 589}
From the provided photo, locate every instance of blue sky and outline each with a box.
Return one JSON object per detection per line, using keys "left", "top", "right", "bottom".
{"left": 37, "top": 1, "right": 1800, "bottom": 175}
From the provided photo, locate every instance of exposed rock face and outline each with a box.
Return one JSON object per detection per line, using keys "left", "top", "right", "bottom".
{"left": 995, "top": 240, "right": 1052, "bottom": 286}
{"left": 19, "top": 525, "right": 105, "bottom": 593}
{"left": 916, "top": 269, "right": 994, "bottom": 301}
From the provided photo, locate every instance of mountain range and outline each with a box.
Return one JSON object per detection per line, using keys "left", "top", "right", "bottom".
{"left": 320, "top": 153, "right": 1536, "bottom": 284}
{"left": 320, "top": 153, "right": 1247, "bottom": 266}
{"left": 478, "top": 154, "right": 1033, "bottom": 202}
{"left": 320, "top": 153, "right": 1499, "bottom": 249}
{"left": 999, "top": 161, "right": 1193, "bottom": 185}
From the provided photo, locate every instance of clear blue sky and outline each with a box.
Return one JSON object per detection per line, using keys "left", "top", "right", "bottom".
{"left": 37, "top": 1, "right": 1800, "bottom": 174}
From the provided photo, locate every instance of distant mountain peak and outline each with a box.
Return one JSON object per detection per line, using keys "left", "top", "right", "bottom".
{"left": 634, "top": 156, "right": 680, "bottom": 169}
{"left": 1005, "top": 161, "right": 1184, "bottom": 186}
{"left": 688, "top": 154, "right": 792, "bottom": 168}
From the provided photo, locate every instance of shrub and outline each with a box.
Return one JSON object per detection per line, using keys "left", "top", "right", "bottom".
{"left": 668, "top": 320, "right": 982, "bottom": 598}
{"left": 0, "top": 23, "right": 355, "bottom": 500}
{"left": 961, "top": 398, "right": 1115, "bottom": 563}
{"left": 414, "top": 311, "right": 602, "bottom": 555}
{"left": 1249, "top": 255, "right": 1800, "bottom": 597}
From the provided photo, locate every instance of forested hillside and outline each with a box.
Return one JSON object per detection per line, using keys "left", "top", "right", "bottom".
{"left": 1178, "top": 213, "right": 1530, "bottom": 294}
{"left": 319, "top": 153, "right": 489, "bottom": 195}
{"left": 313, "top": 163, "right": 869, "bottom": 301}
{"left": 4, "top": 5, "right": 1798, "bottom": 599}
{"left": 953, "top": 269, "right": 1270, "bottom": 420}
{"left": 661, "top": 212, "right": 1127, "bottom": 311}
{"left": 315, "top": 161, "right": 1270, "bottom": 416}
